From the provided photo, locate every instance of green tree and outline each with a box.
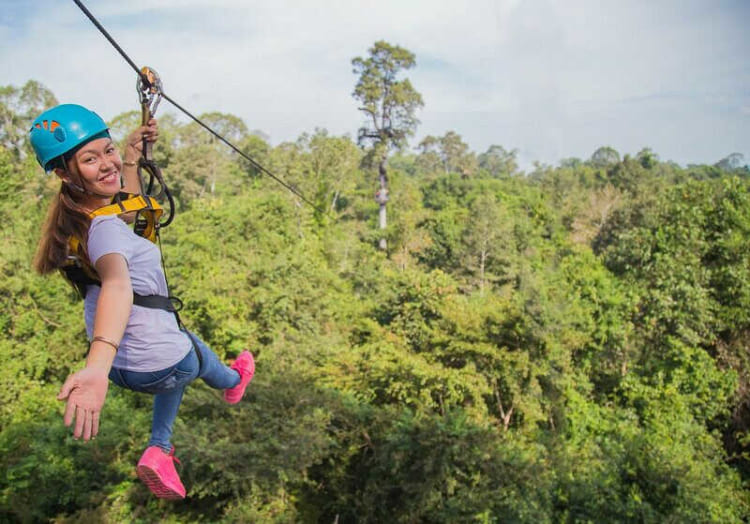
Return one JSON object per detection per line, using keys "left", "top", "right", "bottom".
{"left": 417, "top": 131, "right": 477, "bottom": 177}
{"left": 461, "top": 193, "right": 513, "bottom": 294}
{"left": 237, "top": 133, "right": 271, "bottom": 179}
{"left": 715, "top": 152, "right": 748, "bottom": 173}
{"left": 589, "top": 145, "right": 621, "bottom": 168}
{"left": 169, "top": 112, "right": 249, "bottom": 206}
{"left": 352, "top": 40, "right": 424, "bottom": 250}
{"left": 0, "top": 80, "right": 57, "bottom": 159}
{"left": 273, "top": 129, "right": 361, "bottom": 217}
{"left": 415, "top": 135, "right": 442, "bottom": 175}
{"left": 478, "top": 144, "right": 519, "bottom": 178}
{"left": 636, "top": 147, "right": 659, "bottom": 169}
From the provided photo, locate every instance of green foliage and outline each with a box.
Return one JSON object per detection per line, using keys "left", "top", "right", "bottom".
{"left": 268, "top": 129, "right": 361, "bottom": 220}
{"left": 599, "top": 178, "right": 750, "bottom": 349}
{"left": 327, "top": 409, "right": 554, "bottom": 522}
{"left": 351, "top": 41, "right": 423, "bottom": 151}
{"left": 553, "top": 384, "right": 747, "bottom": 523}
{"left": 589, "top": 145, "right": 621, "bottom": 168}
{"left": 0, "top": 80, "right": 57, "bottom": 159}
{"left": 417, "top": 131, "right": 478, "bottom": 177}
{"left": 478, "top": 144, "right": 519, "bottom": 178}
{"left": 2, "top": 82, "right": 750, "bottom": 522}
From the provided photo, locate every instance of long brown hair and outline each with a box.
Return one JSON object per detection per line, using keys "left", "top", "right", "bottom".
{"left": 33, "top": 181, "right": 93, "bottom": 275}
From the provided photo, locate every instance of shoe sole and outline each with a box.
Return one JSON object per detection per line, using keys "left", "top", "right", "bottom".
{"left": 136, "top": 464, "right": 185, "bottom": 500}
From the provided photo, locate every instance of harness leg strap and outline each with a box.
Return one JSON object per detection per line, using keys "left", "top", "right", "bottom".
{"left": 183, "top": 331, "right": 205, "bottom": 375}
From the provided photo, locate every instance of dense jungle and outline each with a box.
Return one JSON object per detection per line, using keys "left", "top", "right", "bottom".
{"left": 1, "top": 73, "right": 750, "bottom": 522}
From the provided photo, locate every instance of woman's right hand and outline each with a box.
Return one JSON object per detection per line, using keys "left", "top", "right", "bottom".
{"left": 123, "top": 118, "right": 159, "bottom": 163}
{"left": 121, "top": 118, "right": 159, "bottom": 195}
{"left": 57, "top": 366, "right": 110, "bottom": 441}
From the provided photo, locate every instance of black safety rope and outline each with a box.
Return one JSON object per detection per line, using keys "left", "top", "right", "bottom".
{"left": 71, "top": 0, "right": 325, "bottom": 215}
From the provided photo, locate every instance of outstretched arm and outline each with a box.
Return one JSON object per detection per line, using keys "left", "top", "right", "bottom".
{"left": 58, "top": 253, "right": 133, "bottom": 441}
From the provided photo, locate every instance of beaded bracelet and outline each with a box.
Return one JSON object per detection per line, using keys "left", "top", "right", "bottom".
{"left": 123, "top": 160, "right": 137, "bottom": 167}
{"left": 91, "top": 335, "right": 119, "bottom": 352}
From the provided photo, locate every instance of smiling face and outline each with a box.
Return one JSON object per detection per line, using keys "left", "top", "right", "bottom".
{"left": 57, "top": 137, "right": 122, "bottom": 209}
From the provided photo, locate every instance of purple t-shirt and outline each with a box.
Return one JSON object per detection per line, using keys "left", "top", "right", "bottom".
{"left": 84, "top": 215, "right": 192, "bottom": 372}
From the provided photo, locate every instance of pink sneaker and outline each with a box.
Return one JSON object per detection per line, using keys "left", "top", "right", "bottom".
{"left": 224, "top": 350, "right": 255, "bottom": 404}
{"left": 136, "top": 446, "right": 186, "bottom": 500}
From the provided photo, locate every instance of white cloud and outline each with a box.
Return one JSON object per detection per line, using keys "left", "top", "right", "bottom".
{"left": 2, "top": 0, "right": 748, "bottom": 167}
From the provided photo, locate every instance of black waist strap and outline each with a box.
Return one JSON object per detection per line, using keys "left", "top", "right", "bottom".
{"left": 133, "top": 293, "right": 183, "bottom": 313}
{"left": 62, "top": 265, "right": 184, "bottom": 331}
{"left": 133, "top": 293, "right": 184, "bottom": 333}
{"left": 63, "top": 266, "right": 181, "bottom": 314}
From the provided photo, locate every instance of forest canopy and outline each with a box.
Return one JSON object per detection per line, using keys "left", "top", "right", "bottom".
{"left": 1, "top": 76, "right": 749, "bottom": 523}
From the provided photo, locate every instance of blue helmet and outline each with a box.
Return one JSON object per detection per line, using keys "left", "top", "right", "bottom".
{"left": 29, "top": 104, "right": 110, "bottom": 171}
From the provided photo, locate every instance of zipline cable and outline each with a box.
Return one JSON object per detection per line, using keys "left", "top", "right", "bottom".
{"left": 71, "top": 0, "right": 325, "bottom": 215}
{"left": 161, "top": 92, "right": 323, "bottom": 213}
{"left": 71, "top": 0, "right": 149, "bottom": 85}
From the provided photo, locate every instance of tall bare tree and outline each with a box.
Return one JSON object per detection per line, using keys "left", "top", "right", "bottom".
{"left": 352, "top": 41, "right": 423, "bottom": 250}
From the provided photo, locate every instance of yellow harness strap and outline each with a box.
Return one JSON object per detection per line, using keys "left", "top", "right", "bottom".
{"left": 65, "top": 193, "right": 164, "bottom": 290}
{"left": 89, "top": 193, "right": 164, "bottom": 243}
{"left": 62, "top": 190, "right": 183, "bottom": 328}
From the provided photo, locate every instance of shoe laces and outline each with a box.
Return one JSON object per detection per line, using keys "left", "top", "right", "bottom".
{"left": 168, "top": 446, "right": 182, "bottom": 466}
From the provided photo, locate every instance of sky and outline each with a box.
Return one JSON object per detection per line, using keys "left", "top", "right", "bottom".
{"left": 2, "top": 0, "right": 748, "bottom": 170}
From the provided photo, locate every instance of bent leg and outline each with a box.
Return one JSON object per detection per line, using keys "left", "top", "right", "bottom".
{"left": 109, "top": 350, "right": 200, "bottom": 452}
{"left": 186, "top": 331, "right": 241, "bottom": 390}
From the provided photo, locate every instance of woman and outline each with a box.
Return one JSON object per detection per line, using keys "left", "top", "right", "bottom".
{"left": 29, "top": 104, "right": 255, "bottom": 500}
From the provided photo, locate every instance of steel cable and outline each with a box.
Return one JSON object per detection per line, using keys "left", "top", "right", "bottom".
{"left": 71, "top": 0, "right": 325, "bottom": 215}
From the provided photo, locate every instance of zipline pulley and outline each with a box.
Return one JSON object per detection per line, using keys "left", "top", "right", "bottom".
{"left": 137, "top": 66, "right": 163, "bottom": 121}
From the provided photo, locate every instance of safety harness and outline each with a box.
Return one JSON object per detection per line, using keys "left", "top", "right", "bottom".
{"left": 62, "top": 191, "right": 182, "bottom": 319}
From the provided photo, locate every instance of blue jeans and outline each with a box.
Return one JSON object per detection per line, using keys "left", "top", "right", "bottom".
{"left": 108, "top": 331, "right": 240, "bottom": 452}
